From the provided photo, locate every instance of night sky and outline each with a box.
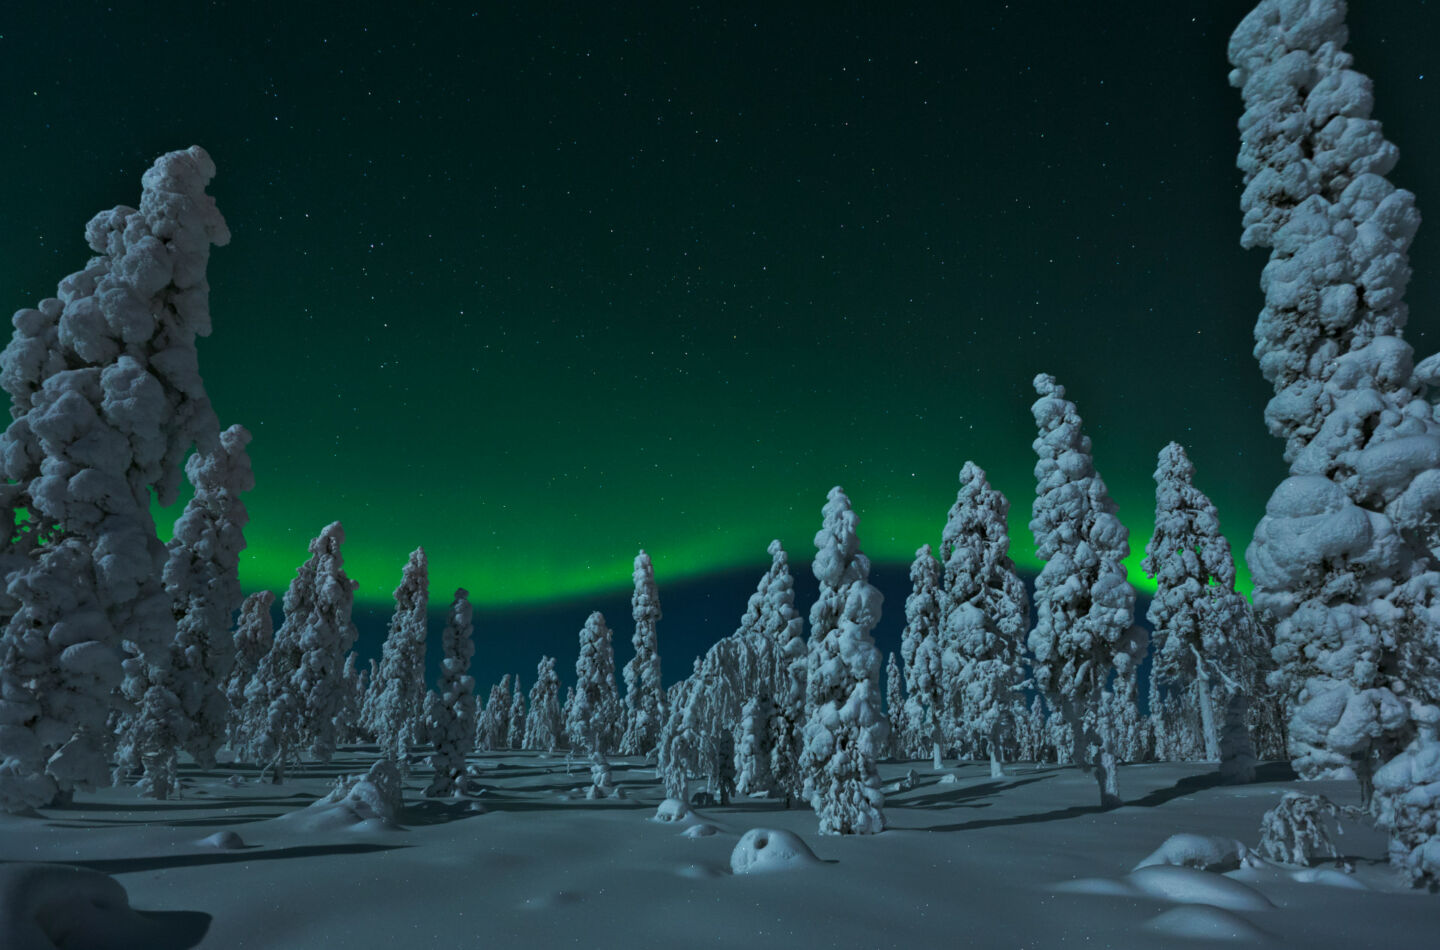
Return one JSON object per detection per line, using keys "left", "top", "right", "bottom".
{"left": 1, "top": 2, "right": 1437, "bottom": 682}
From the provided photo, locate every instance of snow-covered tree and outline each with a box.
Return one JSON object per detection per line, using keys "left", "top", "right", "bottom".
{"left": 223, "top": 590, "right": 273, "bottom": 754}
{"left": 884, "top": 651, "right": 907, "bottom": 761}
{"left": 682, "top": 637, "right": 746, "bottom": 804}
{"left": 334, "top": 652, "right": 365, "bottom": 746}
{"left": 1028, "top": 375, "right": 1143, "bottom": 808}
{"left": 507, "top": 679, "right": 525, "bottom": 751}
{"left": 900, "top": 545, "right": 947, "bottom": 769}
{"left": 523, "top": 655, "right": 562, "bottom": 753}
{"left": 159, "top": 423, "right": 253, "bottom": 772}
{"left": 1374, "top": 703, "right": 1440, "bottom": 886}
{"left": 241, "top": 522, "right": 357, "bottom": 781}
{"left": 620, "top": 549, "right": 664, "bottom": 758}
{"left": 1142, "top": 441, "right": 1257, "bottom": 782}
{"left": 943, "top": 462, "right": 1030, "bottom": 779}
{"left": 567, "top": 611, "right": 620, "bottom": 795}
{"left": 735, "top": 694, "right": 774, "bottom": 796}
{"left": 800, "top": 487, "right": 888, "bottom": 835}
{"left": 657, "top": 656, "right": 704, "bottom": 800}
{"left": 1229, "top": 0, "right": 1440, "bottom": 846}
{"left": 425, "top": 588, "right": 476, "bottom": 797}
{"left": 370, "top": 547, "right": 429, "bottom": 771}
{"left": 477, "top": 676, "right": 512, "bottom": 753}
{"left": 0, "top": 146, "right": 230, "bottom": 812}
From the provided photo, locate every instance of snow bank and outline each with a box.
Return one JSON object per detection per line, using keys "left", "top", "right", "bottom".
{"left": 1135, "top": 833, "right": 1251, "bottom": 872}
{"left": 0, "top": 862, "right": 207, "bottom": 950}
{"left": 730, "top": 828, "right": 820, "bottom": 874}
{"left": 194, "top": 830, "right": 245, "bottom": 849}
{"left": 1126, "top": 865, "right": 1274, "bottom": 911}
{"left": 1144, "top": 904, "right": 1274, "bottom": 943}
{"left": 277, "top": 758, "right": 403, "bottom": 832}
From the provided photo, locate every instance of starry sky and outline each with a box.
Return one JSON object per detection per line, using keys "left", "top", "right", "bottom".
{"left": 1, "top": 2, "right": 1437, "bottom": 681}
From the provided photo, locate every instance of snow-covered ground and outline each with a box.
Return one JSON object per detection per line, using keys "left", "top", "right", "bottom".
{"left": 1, "top": 752, "right": 1432, "bottom": 949}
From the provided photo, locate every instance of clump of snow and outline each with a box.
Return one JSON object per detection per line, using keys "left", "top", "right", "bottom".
{"left": 1135, "top": 833, "right": 1251, "bottom": 873}
{"left": 1126, "top": 865, "right": 1275, "bottom": 912}
{"left": 194, "top": 830, "right": 245, "bottom": 849}
{"left": 1144, "top": 904, "right": 1274, "bottom": 943}
{"left": 653, "top": 798, "right": 690, "bottom": 822}
{"left": 281, "top": 758, "right": 404, "bottom": 832}
{"left": 729, "top": 828, "right": 820, "bottom": 874}
{"left": 0, "top": 862, "right": 205, "bottom": 950}
{"left": 938, "top": 773, "right": 958, "bottom": 785}
{"left": 682, "top": 823, "right": 719, "bottom": 838}
{"left": 1290, "top": 868, "right": 1368, "bottom": 890}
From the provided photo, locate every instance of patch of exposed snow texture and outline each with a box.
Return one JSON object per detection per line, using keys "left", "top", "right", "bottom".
{"left": 425, "top": 588, "right": 476, "bottom": 797}
{"left": 800, "top": 486, "right": 888, "bottom": 835}
{"left": 729, "top": 827, "right": 820, "bottom": 874}
{"left": 369, "top": 546, "right": 428, "bottom": 771}
{"left": 1135, "top": 833, "right": 1251, "bottom": 872}
{"left": 1143, "top": 441, "right": 1257, "bottom": 782}
{"left": 621, "top": 549, "right": 664, "bottom": 757}
{"left": 523, "top": 655, "right": 562, "bottom": 752}
{"left": 942, "top": 461, "right": 1029, "bottom": 778}
{"left": 0, "top": 146, "right": 229, "bottom": 813}
{"left": 1028, "top": 374, "right": 1140, "bottom": 808}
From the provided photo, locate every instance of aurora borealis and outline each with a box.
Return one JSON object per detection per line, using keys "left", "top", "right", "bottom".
{"left": 1, "top": 1, "right": 1437, "bottom": 626}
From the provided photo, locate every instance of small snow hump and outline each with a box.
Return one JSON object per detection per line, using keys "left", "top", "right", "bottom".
{"left": 194, "top": 830, "right": 246, "bottom": 850}
{"left": 730, "top": 828, "right": 820, "bottom": 875}
{"left": 653, "top": 798, "right": 691, "bottom": 822}
{"left": 1144, "top": 905, "right": 1274, "bottom": 943}
{"left": 1134, "top": 833, "right": 1250, "bottom": 873}
{"left": 1126, "top": 865, "right": 1274, "bottom": 912}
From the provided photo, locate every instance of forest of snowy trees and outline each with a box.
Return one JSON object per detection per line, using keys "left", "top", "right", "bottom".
{"left": 0, "top": 0, "right": 1437, "bottom": 892}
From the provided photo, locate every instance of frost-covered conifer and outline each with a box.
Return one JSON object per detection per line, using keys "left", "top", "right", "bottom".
{"left": 567, "top": 612, "right": 620, "bottom": 794}
{"left": 1374, "top": 704, "right": 1440, "bottom": 886}
{"left": 621, "top": 550, "right": 664, "bottom": 757}
{"left": 884, "top": 651, "right": 907, "bottom": 761}
{"left": 800, "top": 487, "right": 888, "bottom": 835}
{"left": 477, "top": 676, "right": 512, "bottom": 752}
{"left": 425, "top": 589, "right": 475, "bottom": 796}
{"left": 1029, "top": 376, "right": 1141, "bottom": 808}
{"left": 1230, "top": 0, "right": 1440, "bottom": 840}
{"left": 159, "top": 423, "right": 253, "bottom": 772}
{"left": 943, "top": 462, "right": 1030, "bottom": 779}
{"left": 658, "top": 657, "right": 703, "bottom": 800}
{"left": 507, "top": 680, "right": 525, "bottom": 751}
{"left": 1143, "top": 442, "right": 1257, "bottom": 781}
{"left": 335, "top": 653, "right": 364, "bottom": 746}
{"left": 523, "top": 655, "right": 562, "bottom": 753}
{"left": 900, "top": 545, "right": 947, "bottom": 769}
{"left": 371, "top": 547, "right": 429, "bottom": 771}
{"left": 224, "top": 590, "right": 273, "bottom": 753}
{"left": 735, "top": 695, "right": 774, "bottom": 796}
{"left": 682, "top": 638, "right": 746, "bottom": 804}
{"left": 0, "top": 147, "right": 229, "bottom": 812}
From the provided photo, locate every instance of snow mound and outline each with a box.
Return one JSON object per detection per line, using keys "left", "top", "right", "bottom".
{"left": 278, "top": 758, "right": 403, "bottom": 831}
{"left": 1144, "top": 905, "right": 1274, "bottom": 943}
{"left": 1135, "top": 834, "right": 1250, "bottom": 872}
{"left": 730, "top": 828, "right": 820, "bottom": 874}
{"left": 1053, "top": 876, "right": 1145, "bottom": 897}
{"left": 682, "top": 823, "right": 719, "bottom": 838}
{"left": 1289, "top": 867, "right": 1368, "bottom": 890}
{"left": 653, "top": 798, "right": 691, "bottom": 822}
{"left": 0, "top": 863, "right": 208, "bottom": 950}
{"left": 194, "top": 830, "right": 246, "bottom": 849}
{"left": 938, "top": 773, "right": 958, "bottom": 785}
{"left": 1126, "top": 866, "right": 1274, "bottom": 911}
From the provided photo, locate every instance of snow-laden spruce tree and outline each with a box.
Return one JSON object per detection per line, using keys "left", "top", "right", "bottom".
{"left": 1142, "top": 442, "right": 1257, "bottom": 782}
{"left": 657, "top": 656, "right": 703, "bottom": 800}
{"left": 567, "top": 611, "right": 620, "bottom": 795}
{"left": 425, "top": 588, "right": 476, "bottom": 797}
{"left": 370, "top": 547, "right": 429, "bottom": 771}
{"left": 1230, "top": 0, "right": 1440, "bottom": 854}
{"left": 507, "top": 679, "right": 525, "bottom": 751}
{"left": 943, "top": 461, "right": 1030, "bottom": 779}
{"left": 682, "top": 636, "right": 747, "bottom": 804}
{"left": 523, "top": 655, "right": 562, "bottom": 753}
{"left": 735, "top": 694, "right": 774, "bottom": 796}
{"left": 477, "top": 676, "right": 512, "bottom": 752}
{"left": 334, "top": 652, "right": 364, "bottom": 746}
{"left": 159, "top": 423, "right": 253, "bottom": 772}
{"left": 223, "top": 590, "right": 274, "bottom": 754}
{"left": 900, "top": 545, "right": 947, "bottom": 769}
{"left": 884, "top": 651, "right": 907, "bottom": 760}
{"left": 1029, "top": 375, "right": 1143, "bottom": 808}
{"left": 620, "top": 549, "right": 664, "bottom": 757}
{"left": 0, "top": 146, "right": 230, "bottom": 813}
{"left": 800, "top": 487, "right": 888, "bottom": 835}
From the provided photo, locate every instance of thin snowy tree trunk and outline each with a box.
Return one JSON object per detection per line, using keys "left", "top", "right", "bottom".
{"left": 989, "top": 723, "right": 1005, "bottom": 779}
{"left": 1196, "top": 671, "right": 1220, "bottom": 763}
{"left": 931, "top": 735, "right": 943, "bottom": 771}
{"left": 1219, "top": 688, "right": 1256, "bottom": 785}
{"left": 1096, "top": 746, "right": 1121, "bottom": 809}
